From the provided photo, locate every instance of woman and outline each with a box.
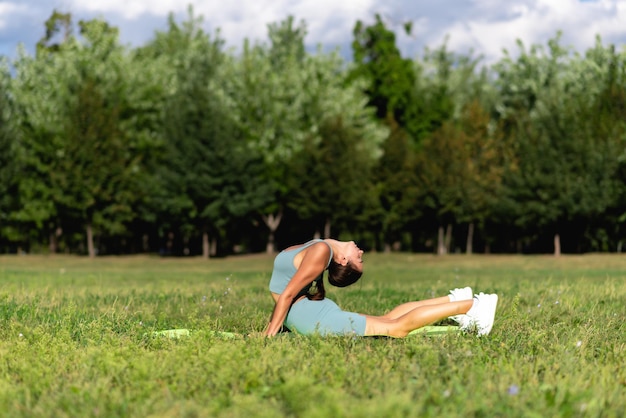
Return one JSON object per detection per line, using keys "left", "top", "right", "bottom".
{"left": 265, "top": 239, "right": 498, "bottom": 337}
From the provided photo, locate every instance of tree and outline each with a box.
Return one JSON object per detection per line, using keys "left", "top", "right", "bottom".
{"left": 588, "top": 42, "right": 626, "bottom": 251}
{"left": 351, "top": 14, "right": 415, "bottom": 127}
{"left": 60, "top": 76, "right": 138, "bottom": 257}
{"left": 10, "top": 39, "right": 73, "bottom": 252}
{"left": 494, "top": 34, "right": 625, "bottom": 254}
{"left": 143, "top": 9, "right": 273, "bottom": 257}
{"left": 11, "top": 13, "right": 151, "bottom": 255}
{"left": 226, "top": 19, "right": 306, "bottom": 253}
{"left": 231, "top": 16, "right": 385, "bottom": 252}
{"left": 286, "top": 117, "right": 376, "bottom": 240}
{"left": 369, "top": 119, "right": 420, "bottom": 252}
{"left": 411, "top": 41, "right": 490, "bottom": 143}
{"left": 417, "top": 101, "right": 506, "bottom": 254}
{"left": 143, "top": 10, "right": 224, "bottom": 256}
{"left": 161, "top": 55, "right": 269, "bottom": 257}
{"left": 36, "top": 10, "right": 72, "bottom": 54}
{"left": 408, "top": 44, "right": 493, "bottom": 253}
{"left": 0, "top": 60, "right": 19, "bottom": 250}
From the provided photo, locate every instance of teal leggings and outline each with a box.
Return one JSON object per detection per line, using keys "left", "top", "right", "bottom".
{"left": 285, "top": 298, "right": 366, "bottom": 336}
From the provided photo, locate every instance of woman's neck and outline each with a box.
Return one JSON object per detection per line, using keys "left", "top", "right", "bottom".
{"left": 323, "top": 239, "right": 345, "bottom": 264}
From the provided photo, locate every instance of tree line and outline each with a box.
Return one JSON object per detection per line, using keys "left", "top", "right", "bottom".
{"left": 1, "top": 9, "right": 625, "bottom": 257}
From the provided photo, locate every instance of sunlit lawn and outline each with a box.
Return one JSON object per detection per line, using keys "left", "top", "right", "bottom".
{"left": 0, "top": 253, "right": 624, "bottom": 417}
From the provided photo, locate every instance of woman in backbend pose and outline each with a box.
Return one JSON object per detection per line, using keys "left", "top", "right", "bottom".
{"left": 265, "top": 238, "right": 498, "bottom": 337}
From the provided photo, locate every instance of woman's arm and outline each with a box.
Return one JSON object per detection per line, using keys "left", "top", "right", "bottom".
{"left": 265, "top": 294, "right": 294, "bottom": 336}
{"left": 265, "top": 243, "right": 331, "bottom": 336}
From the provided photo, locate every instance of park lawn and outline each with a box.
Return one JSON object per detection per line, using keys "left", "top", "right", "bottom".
{"left": 0, "top": 253, "right": 624, "bottom": 417}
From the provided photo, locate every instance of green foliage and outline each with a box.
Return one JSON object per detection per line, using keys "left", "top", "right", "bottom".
{"left": 267, "top": 16, "right": 307, "bottom": 66}
{"left": 61, "top": 76, "right": 137, "bottom": 237}
{"left": 351, "top": 14, "right": 415, "bottom": 127}
{"left": 225, "top": 16, "right": 386, "bottom": 249}
{"left": 11, "top": 14, "right": 152, "bottom": 255}
{"left": 151, "top": 12, "right": 229, "bottom": 238}
{"left": 143, "top": 10, "right": 274, "bottom": 256}
{"left": 36, "top": 10, "right": 72, "bottom": 54}
{"left": 287, "top": 117, "right": 377, "bottom": 236}
{"left": 4, "top": 10, "right": 626, "bottom": 255}
{"left": 494, "top": 34, "right": 626, "bottom": 252}
{"left": 0, "top": 254, "right": 624, "bottom": 417}
{"left": 369, "top": 121, "right": 421, "bottom": 250}
{"left": 418, "top": 101, "right": 508, "bottom": 227}
{"left": 0, "top": 61, "right": 18, "bottom": 244}
{"left": 411, "top": 41, "right": 491, "bottom": 142}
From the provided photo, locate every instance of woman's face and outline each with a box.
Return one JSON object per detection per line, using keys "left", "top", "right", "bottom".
{"left": 346, "top": 241, "right": 364, "bottom": 272}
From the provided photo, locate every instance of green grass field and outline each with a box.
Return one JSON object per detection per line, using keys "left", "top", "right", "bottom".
{"left": 0, "top": 253, "right": 624, "bottom": 417}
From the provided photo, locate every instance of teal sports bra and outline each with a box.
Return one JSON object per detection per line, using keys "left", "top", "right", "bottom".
{"left": 268, "top": 239, "right": 333, "bottom": 294}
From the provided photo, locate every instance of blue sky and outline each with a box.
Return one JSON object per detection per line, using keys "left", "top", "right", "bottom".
{"left": 1, "top": 0, "right": 625, "bottom": 65}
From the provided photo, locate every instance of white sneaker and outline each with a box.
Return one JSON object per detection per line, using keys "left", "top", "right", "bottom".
{"left": 448, "top": 287, "right": 473, "bottom": 328}
{"left": 464, "top": 293, "right": 498, "bottom": 336}
{"left": 448, "top": 287, "right": 473, "bottom": 302}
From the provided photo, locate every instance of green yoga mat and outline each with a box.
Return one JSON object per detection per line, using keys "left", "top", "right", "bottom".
{"left": 408, "top": 325, "right": 460, "bottom": 336}
{"left": 154, "top": 325, "right": 460, "bottom": 339}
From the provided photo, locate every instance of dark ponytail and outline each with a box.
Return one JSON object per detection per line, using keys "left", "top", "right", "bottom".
{"left": 306, "top": 275, "right": 326, "bottom": 301}
{"left": 293, "top": 274, "right": 326, "bottom": 302}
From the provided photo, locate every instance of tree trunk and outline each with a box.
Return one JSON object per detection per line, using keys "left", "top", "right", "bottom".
{"left": 323, "top": 217, "right": 331, "bottom": 238}
{"left": 437, "top": 226, "right": 446, "bottom": 255}
{"left": 202, "top": 230, "right": 210, "bottom": 259}
{"left": 49, "top": 230, "right": 56, "bottom": 254}
{"left": 142, "top": 234, "right": 149, "bottom": 253}
{"left": 183, "top": 235, "right": 190, "bottom": 255}
{"left": 86, "top": 222, "right": 95, "bottom": 258}
{"left": 210, "top": 237, "right": 217, "bottom": 257}
{"left": 466, "top": 222, "right": 474, "bottom": 255}
{"left": 445, "top": 224, "right": 453, "bottom": 254}
{"left": 49, "top": 226, "right": 62, "bottom": 254}
{"left": 262, "top": 209, "right": 283, "bottom": 254}
{"left": 165, "top": 231, "right": 174, "bottom": 255}
{"left": 554, "top": 233, "right": 561, "bottom": 257}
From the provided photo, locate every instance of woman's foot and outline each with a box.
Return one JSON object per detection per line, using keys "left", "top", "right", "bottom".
{"left": 448, "top": 286, "right": 473, "bottom": 302}
{"left": 463, "top": 292, "right": 498, "bottom": 336}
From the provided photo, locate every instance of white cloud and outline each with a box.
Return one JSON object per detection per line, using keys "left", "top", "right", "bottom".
{"left": 412, "top": 0, "right": 626, "bottom": 64}
{"left": 60, "top": 0, "right": 377, "bottom": 54}
{"left": 67, "top": 0, "right": 185, "bottom": 19}
{"left": 2, "top": 0, "right": 626, "bottom": 63}
{"left": 0, "top": 2, "right": 28, "bottom": 29}
{"left": 286, "top": 0, "right": 375, "bottom": 38}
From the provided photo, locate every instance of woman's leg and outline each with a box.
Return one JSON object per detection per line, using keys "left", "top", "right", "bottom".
{"left": 379, "top": 296, "right": 451, "bottom": 320}
{"left": 364, "top": 300, "right": 474, "bottom": 337}
{"left": 381, "top": 287, "right": 474, "bottom": 320}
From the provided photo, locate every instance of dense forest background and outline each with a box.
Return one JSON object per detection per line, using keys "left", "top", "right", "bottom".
{"left": 1, "top": 9, "right": 625, "bottom": 257}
